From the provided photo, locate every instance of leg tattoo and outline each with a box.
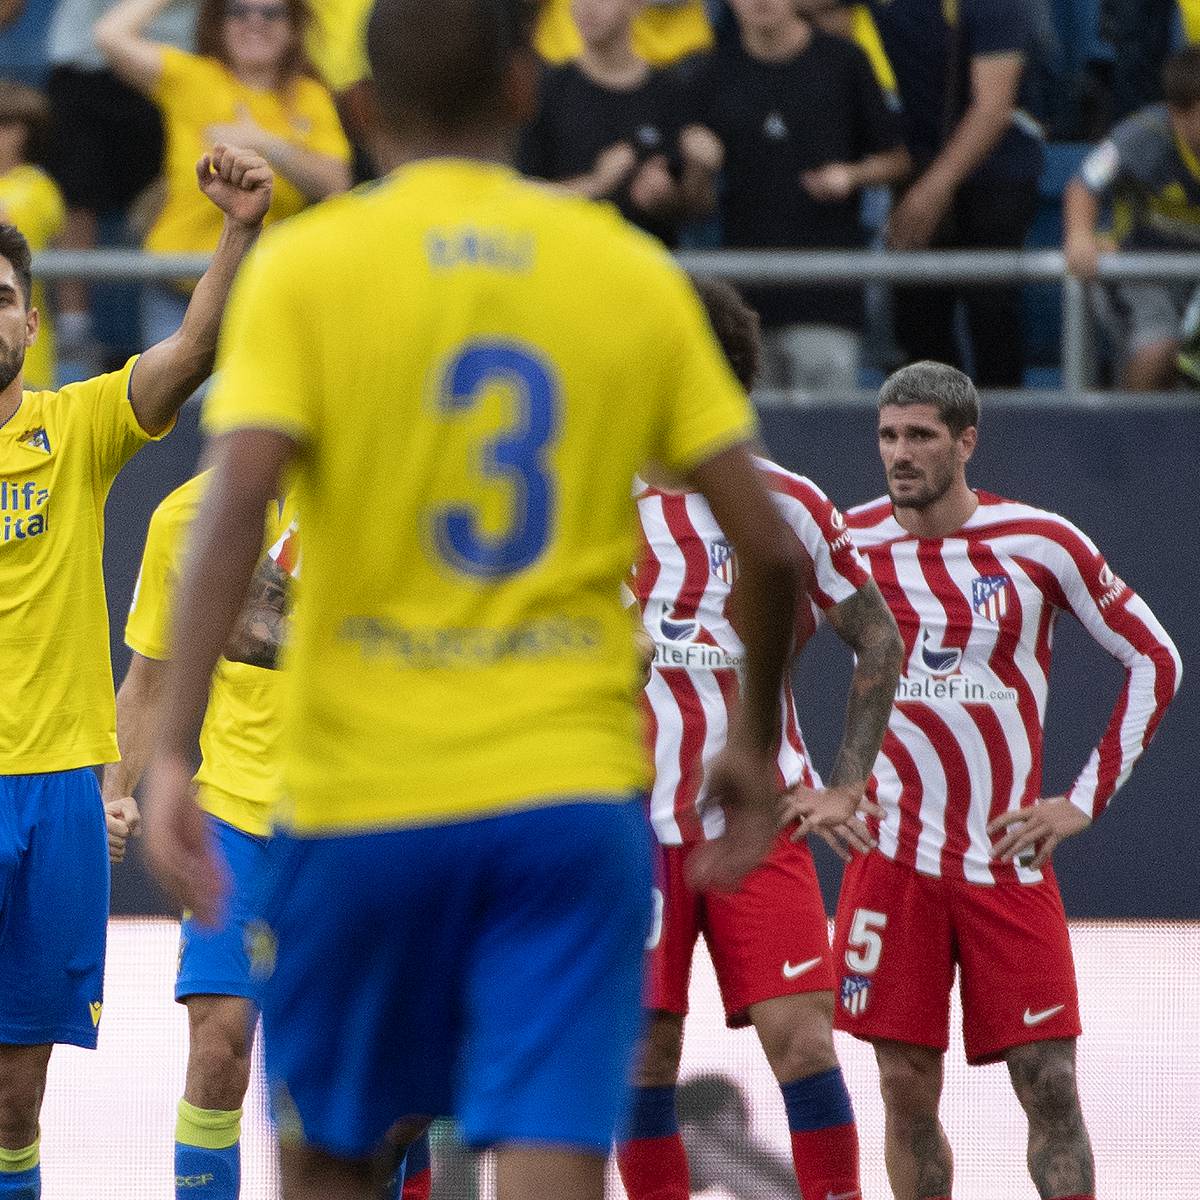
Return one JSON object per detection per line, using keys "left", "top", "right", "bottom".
{"left": 1007, "top": 1040, "right": 1095, "bottom": 1199}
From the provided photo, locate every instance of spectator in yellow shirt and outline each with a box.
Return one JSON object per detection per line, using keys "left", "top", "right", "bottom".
{"left": 95, "top": 0, "right": 351, "bottom": 344}
{"left": 0, "top": 80, "right": 65, "bottom": 389}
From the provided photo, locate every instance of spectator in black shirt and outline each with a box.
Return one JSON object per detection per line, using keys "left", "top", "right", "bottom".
{"left": 518, "top": 0, "right": 720, "bottom": 247}
{"left": 696, "top": 0, "right": 909, "bottom": 392}
{"left": 867, "top": 0, "right": 1046, "bottom": 387}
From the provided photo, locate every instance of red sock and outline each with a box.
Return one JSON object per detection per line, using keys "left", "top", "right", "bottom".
{"left": 400, "top": 1168, "right": 431, "bottom": 1200}
{"left": 616, "top": 1134, "right": 690, "bottom": 1200}
{"left": 789, "top": 1123, "right": 861, "bottom": 1200}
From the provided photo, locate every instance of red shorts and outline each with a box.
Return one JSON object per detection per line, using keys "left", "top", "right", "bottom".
{"left": 648, "top": 831, "right": 835, "bottom": 1028}
{"left": 831, "top": 852, "right": 1081, "bottom": 1064}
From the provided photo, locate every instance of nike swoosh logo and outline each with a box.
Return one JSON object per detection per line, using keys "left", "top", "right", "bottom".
{"left": 782, "top": 957, "right": 822, "bottom": 979}
{"left": 1023, "top": 1004, "right": 1066, "bottom": 1026}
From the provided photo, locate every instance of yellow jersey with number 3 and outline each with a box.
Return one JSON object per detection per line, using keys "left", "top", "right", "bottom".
{"left": 125, "top": 471, "right": 293, "bottom": 836}
{"left": 204, "top": 160, "right": 756, "bottom": 834}
{"left": 0, "top": 357, "right": 171, "bottom": 773}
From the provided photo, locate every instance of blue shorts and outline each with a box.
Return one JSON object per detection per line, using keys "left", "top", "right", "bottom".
{"left": 0, "top": 768, "right": 108, "bottom": 1048}
{"left": 177, "top": 816, "right": 269, "bottom": 1003}
{"left": 258, "top": 798, "right": 653, "bottom": 1159}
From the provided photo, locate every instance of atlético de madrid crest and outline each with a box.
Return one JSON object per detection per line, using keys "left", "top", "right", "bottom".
{"left": 972, "top": 574, "right": 1011, "bottom": 621}
{"left": 710, "top": 538, "right": 738, "bottom": 585}
{"left": 841, "top": 974, "right": 871, "bottom": 1016}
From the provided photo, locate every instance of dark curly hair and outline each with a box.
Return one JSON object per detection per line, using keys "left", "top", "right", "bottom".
{"left": 688, "top": 275, "right": 762, "bottom": 392}
{"left": 0, "top": 223, "right": 33, "bottom": 309}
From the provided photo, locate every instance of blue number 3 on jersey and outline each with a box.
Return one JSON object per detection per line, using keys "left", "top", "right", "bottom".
{"left": 431, "top": 339, "right": 560, "bottom": 579}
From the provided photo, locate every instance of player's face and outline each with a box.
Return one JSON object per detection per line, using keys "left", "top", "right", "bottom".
{"left": 223, "top": 0, "right": 297, "bottom": 76}
{"left": 728, "top": 0, "right": 797, "bottom": 35}
{"left": 0, "top": 258, "right": 33, "bottom": 392}
{"left": 878, "top": 403, "right": 972, "bottom": 511}
{"left": 571, "top": 0, "right": 639, "bottom": 48}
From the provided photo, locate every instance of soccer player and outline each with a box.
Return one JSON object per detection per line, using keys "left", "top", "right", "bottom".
{"left": 831, "top": 361, "right": 1182, "bottom": 1200}
{"left": 0, "top": 144, "right": 271, "bottom": 1200}
{"left": 139, "top": 3, "right": 832, "bottom": 1200}
{"left": 619, "top": 278, "right": 903, "bottom": 1200}
{"left": 103, "top": 471, "right": 294, "bottom": 1200}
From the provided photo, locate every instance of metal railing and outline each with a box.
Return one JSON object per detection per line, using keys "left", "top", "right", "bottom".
{"left": 30, "top": 247, "right": 1200, "bottom": 401}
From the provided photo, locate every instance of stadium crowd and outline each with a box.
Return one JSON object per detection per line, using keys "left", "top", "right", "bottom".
{"left": 1, "top": 0, "right": 1200, "bottom": 391}
{"left": 0, "top": 2, "right": 1187, "bottom": 1200}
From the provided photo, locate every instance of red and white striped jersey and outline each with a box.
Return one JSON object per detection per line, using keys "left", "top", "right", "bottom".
{"left": 849, "top": 491, "right": 1182, "bottom": 884}
{"left": 633, "top": 460, "right": 870, "bottom": 845}
{"left": 268, "top": 518, "right": 301, "bottom": 578}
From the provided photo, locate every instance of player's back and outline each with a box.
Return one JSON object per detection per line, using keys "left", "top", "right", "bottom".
{"left": 207, "top": 159, "right": 754, "bottom": 834}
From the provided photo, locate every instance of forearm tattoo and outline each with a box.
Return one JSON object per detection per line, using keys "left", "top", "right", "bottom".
{"left": 225, "top": 556, "right": 290, "bottom": 670}
{"left": 828, "top": 581, "right": 905, "bottom": 788}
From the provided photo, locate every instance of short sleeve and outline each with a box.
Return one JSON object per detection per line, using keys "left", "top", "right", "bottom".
{"left": 771, "top": 476, "right": 870, "bottom": 610}
{"left": 650, "top": 267, "right": 758, "bottom": 477}
{"left": 204, "top": 235, "right": 316, "bottom": 443}
{"left": 294, "top": 79, "right": 353, "bottom": 162}
{"left": 964, "top": 0, "right": 1031, "bottom": 57}
{"left": 125, "top": 499, "right": 191, "bottom": 660}
{"left": 64, "top": 355, "right": 168, "bottom": 490}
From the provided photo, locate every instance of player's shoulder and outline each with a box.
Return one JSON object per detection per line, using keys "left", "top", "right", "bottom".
{"left": 755, "top": 457, "right": 834, "bottom": 512}
{"left": 27, "top": 356, "right": 135, "bottom": 416}
{"left": 846, "top": 494, "right": 902, "bottom": 539}
{"left": 967, "top": 491, "right": 1099, "bottom": 562}
{"left": 147, "top": 470, "right": 212, "bottom": 541}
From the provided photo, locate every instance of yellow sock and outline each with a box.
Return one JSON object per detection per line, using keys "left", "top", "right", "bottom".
{"left": 175, "top": 1100, "right": 241, "bottom": 1150}
{"left": 0, "top": 1140, "right": 38, "bottom": 1174}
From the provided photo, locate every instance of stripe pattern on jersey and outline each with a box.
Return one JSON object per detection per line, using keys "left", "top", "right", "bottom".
{"left": 850, "top": 491, "right": 1181, "bottom": 884}
{"left": 633, "top": 462, "right": 869, "bottom": 845}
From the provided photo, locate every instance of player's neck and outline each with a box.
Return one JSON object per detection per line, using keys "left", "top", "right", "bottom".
{"left": 893, "top": 483, "right": 978, "bottom": 539}
{"left": 372, "top": 126, "right": 515, "bottom": 174}
{"left": 0, "top": 375, "right": 24, "bottom": 428}
{"left": 739, "top": 16, "right": 812, "bottom": 62}
{"left": 578, "top": 39, "right": 647, "bottom": 89}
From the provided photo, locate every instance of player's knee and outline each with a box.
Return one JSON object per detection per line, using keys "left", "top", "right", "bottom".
{"left": 875, "top": 1041, "right": 943, "bottom": 1119}
{"left": 1007, "top": 1043, "right": 1081, "bottom": 1127}
{"left": 632, "top": 1011, "right": 684, "bottom": 1087}
{"left": 753, "top": 993, "right": 838, "bottom": 1082}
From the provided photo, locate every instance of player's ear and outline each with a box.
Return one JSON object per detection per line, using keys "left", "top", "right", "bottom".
{"left": 24, "top": 304, "right": 39, "bottom": 348}
{"left": 958, "top": 424, "right": 978, "bottom": 464}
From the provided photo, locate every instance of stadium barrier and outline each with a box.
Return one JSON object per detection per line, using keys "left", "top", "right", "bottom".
{"left": 30, "top": 246, "right": 1200, "bottom": 399}
{"left": 42, "top": 918, "right": 1199, "bottom": 1200}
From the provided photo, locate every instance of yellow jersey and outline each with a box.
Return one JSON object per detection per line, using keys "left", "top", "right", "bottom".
{"left": 0, "top": 357, "right": 170, "bottom": 773}
{"left": 147, "top": 47, "right": 351, "bottom": 258}
{"left": 0, "top": 164, "right": 67, "bottom": 390}
{"left": 124, "top": 472, "right": 292, "bottom": 835}
{"left": 204, "top": 159, "right": 756, "bottom": 835}
{"left": 535, "top": 0, "right": 713, "bottom": 66}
